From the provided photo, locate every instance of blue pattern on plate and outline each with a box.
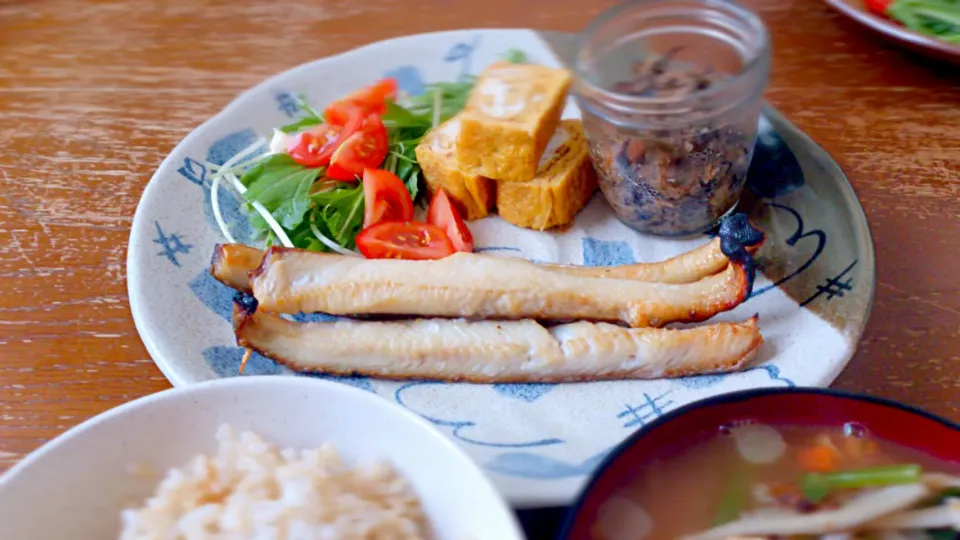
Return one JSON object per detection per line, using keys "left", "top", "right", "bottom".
{"left": 492, "top": 384, "right": 556, "bottom": 403}
{"left": 275, "top": 91, "right": 301, "bottom": 118}
{"left": 153, "top": 221, "right": 192, "bottom": 267}
{"left": 206, "top": 129, "right": 260, "bottom": 166}
{"left": 487, "top": 447, "right": 612, "bottom": 480}
{"left": 747, "top": 115, "right": 805, "bottom": 198}
{"left": 302, "top": 373, "right": 375, "bottom": 392}
{"left": 395, "top": 382, "right": 564, "bottom": 448}
{"left": 177, "top": 157, "right": 207, "bottom": 186}
{"left": 188, "top": 269, "right": 233, "bottom": 322}
{"left": 750, "top": 202, "right": 826, "bottom": 299}
{"left": 291, "top": 312, "right": 339, "bottom": 323}
{"left": 616, "top": 392, "right": 674, "bottom": 428}
{"left": 444, "top": 36, "right": 482, "bottom": 80}
{"left": 675, "top": 365, "right": 796, "bottom": 390}
{"left": 474, "top": 246, "right": 523, "bottom": 254}
{"left": 384, "top": 66, "right": 425, "bottom": 96}
{"left": 800, "top": 259, "right": 858, "bottom": 307}
{"left": 581, "top": 238, "right": 636, "bottom": 266}
{"left": 674, "top": 373, "right": 727, "bottom": 389}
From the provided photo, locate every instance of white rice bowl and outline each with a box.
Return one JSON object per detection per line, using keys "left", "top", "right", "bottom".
{"left": 0, "top": 376, "right": 522, "bottom": 540}
{"left": 120, "top": 425, "right": 430, "bottom": 539}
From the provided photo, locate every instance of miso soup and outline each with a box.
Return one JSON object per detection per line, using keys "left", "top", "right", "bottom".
{"left": 591, "top": 423, "right": 960, "bottom": 540}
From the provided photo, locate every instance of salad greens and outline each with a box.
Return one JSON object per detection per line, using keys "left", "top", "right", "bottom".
{"left": 209, "top": 48, "right": 527, "bottom": 254}
{"left": 277, "top": 99, "right": 324, "bottom": 134}
{"left": 888, "top": 0, "right": 960, "bottom": 44}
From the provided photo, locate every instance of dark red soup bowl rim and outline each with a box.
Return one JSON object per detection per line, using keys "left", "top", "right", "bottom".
{"left": 557, "top": 387, "right": 960, "bottom": 539}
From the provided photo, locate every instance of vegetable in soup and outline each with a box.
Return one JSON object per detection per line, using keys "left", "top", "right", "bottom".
{"left": 592, "top": 423, "right": 960, "bottom": 540}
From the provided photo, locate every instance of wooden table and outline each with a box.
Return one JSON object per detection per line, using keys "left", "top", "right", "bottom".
{"left": 1, "top": 0, "right": 958, "bottom": 535}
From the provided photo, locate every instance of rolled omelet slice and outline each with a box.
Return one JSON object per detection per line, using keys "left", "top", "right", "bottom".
{"left": 456, "top": 62, "right": 572, "bottom": 182}
{"left": 414, "top": 116, "right": 495, "bottom": 221}
{"left": 496, "top": 119, "right": 598, "bottom": 231}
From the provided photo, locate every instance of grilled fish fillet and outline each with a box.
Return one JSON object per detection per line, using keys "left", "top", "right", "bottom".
{"left": 211, "top": 213, "right": 763, "bottom": 292}
{"left": 211, "top": 225, "right": 760, "bottom": 294}
{"left": 211, "top": 243, "right": 263, "bottom": 292}
{"left": 249, "top": 247, "right": 752, "bottom": 327}
{"left": 543, "top": 236, "right": 761, "bottom": 284}
{"left": 233, "top": 299, "right": 762, "bottom": 383}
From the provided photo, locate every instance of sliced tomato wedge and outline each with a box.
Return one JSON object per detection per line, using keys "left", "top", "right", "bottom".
{"left": 356, "top": 221, "right": 456, "bottom": 260}
{"left": 427, "top": 188, "right": 474, "bottom": 253}
{"left": 362, "top": 168, "right": 414, "bottom": 229}
{"left": 325, "top": 79, "right": 398, "bottom": 124}
{"left": 326, "top": 115, "right": 389, "bottom": 181}
{"left": 287, "top": 107, "right": 362, "bottom": 167}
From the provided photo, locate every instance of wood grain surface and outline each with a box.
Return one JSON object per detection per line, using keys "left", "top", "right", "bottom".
{"left": 0, "top": 0, "right": 957, "bottom": 483}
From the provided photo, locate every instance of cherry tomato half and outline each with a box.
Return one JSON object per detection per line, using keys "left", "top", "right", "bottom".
{"left": 326, "top": 115, "right": 389, "bottom": 181}
{"left": 287, "top": 107, "right": 362, "bottom": 168}
{"left": 865, "top": 0, "right": 892, "bottom": 15}
{"left": 362, "top": 168, "right": 414, "bottom": 229}
{"left": 427, "top": 188, "right": 474, "bottom": 253}
{"left": 325, "top": 79, "right": 398, "bottom": 125}
{"left": 355, "top": 221, "right": 456, "bottom": 260}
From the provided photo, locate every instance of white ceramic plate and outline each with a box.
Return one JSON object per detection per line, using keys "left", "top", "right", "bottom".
{"left": 0, "top": 376, "right": 523, "bottom": 540}
{"left": 127, "top": 28, "right": 876, "bottom": 507}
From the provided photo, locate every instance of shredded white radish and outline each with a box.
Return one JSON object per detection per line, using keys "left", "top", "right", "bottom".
{"left": 206, "top": 152, "right": 276, "bottom": 179}
{"left": 268, "top": 129, "right": 290, "bottom": 154}
{"left": 309, "top": 213, "right": 360, "bottom": 257}
{"left": 210, "top": 174, "right": 237, "bottom": 244}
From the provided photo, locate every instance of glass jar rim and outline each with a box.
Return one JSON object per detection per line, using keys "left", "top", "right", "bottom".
{"left": 573, "top": 0, "right": 771, "bottom": 108}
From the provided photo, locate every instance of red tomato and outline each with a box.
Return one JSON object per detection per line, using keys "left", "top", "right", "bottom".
{"left": 427, "top": 188, "right": 474, "bottom": 253}
{"left": 356, "top": 221, "right": 456, "bottom": 260}
{"left": 865, "top": 0, "right": 892, "bottom": 15}
{"left": 362, "top": 169, "right": 414, "bottom": 228}
{"left": 325, "top": 79, "right": 398, "bottom": 124}
{"left": 287, "top": 107, "right": 362, "bottom": 167}
{"left": 326, "top": 115, "right": 389, "bottom": 181}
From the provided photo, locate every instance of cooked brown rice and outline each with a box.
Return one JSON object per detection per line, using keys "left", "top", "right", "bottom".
{"left": 118, "top": 424, "right": 430, "bottom": 539}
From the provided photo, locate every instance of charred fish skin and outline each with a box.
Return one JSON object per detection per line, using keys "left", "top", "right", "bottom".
{"left": 721, "top": 233, "right": 756, "bottom": 296}
{"left": 248, "top": 247, "right": 753, "bottom": 327}
{"left": 234, "top": 290, "right": 258, "bottom": 316}
{"left": 231, "top": 300, "right": 763, "bottom": 383}
{"left": 717, "top": 212, "right": 765, "bottom": 251}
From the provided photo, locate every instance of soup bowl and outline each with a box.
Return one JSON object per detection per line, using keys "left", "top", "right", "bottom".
{"left": 559, "top": 387, "right": 960, "bottom": 539}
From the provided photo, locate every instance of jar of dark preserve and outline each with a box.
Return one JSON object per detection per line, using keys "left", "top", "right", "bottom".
{"left": 573, "top": 0, "right": 770, "bottom": 237}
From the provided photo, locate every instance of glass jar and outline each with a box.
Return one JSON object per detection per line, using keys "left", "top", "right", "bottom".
{"left": 573, "top": 0, "right": 770, "bottom": 237}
